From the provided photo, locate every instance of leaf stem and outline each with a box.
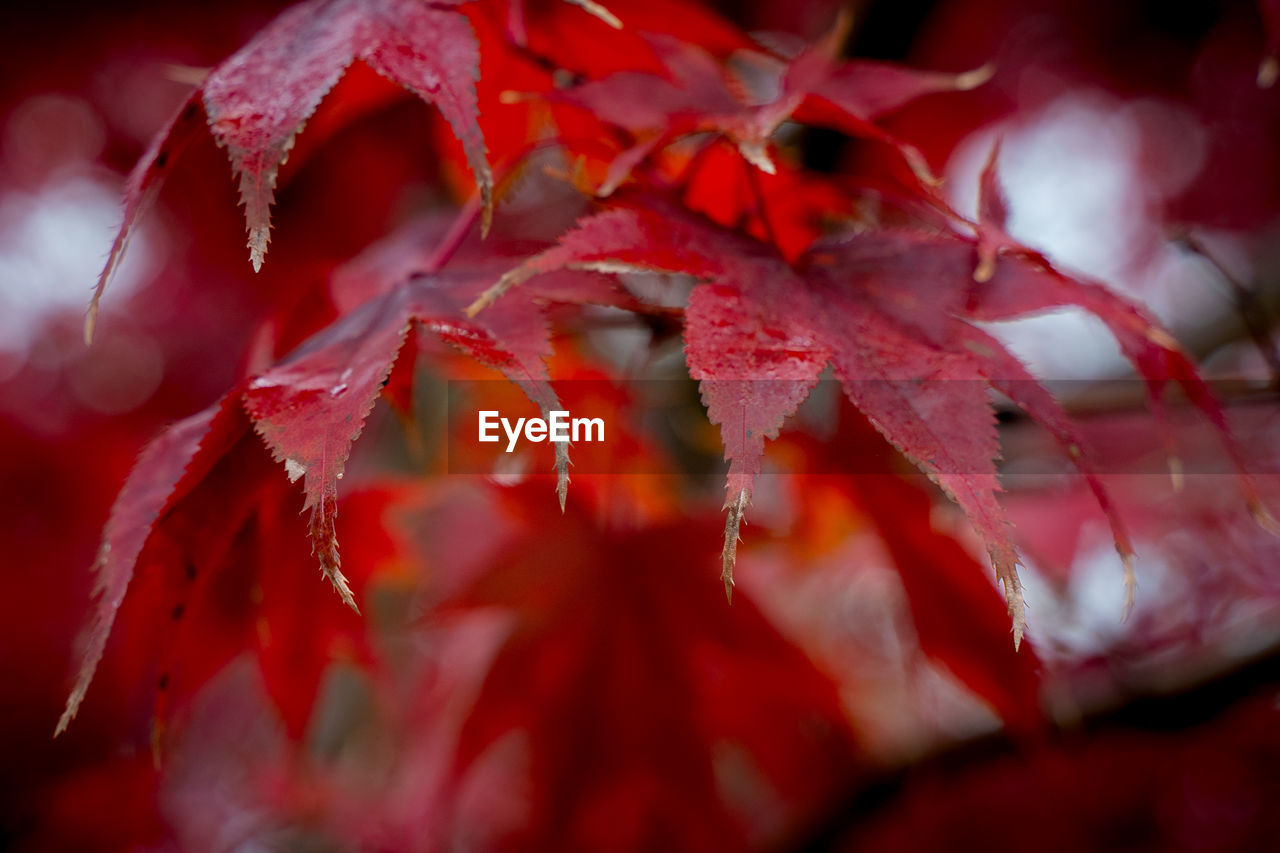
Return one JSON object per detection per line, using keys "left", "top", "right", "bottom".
{"left": 743, "top": 156, "right": 781, "bottom": 251}
{"left": 1175, "top": 231, "right": 1280, "bottom": 389}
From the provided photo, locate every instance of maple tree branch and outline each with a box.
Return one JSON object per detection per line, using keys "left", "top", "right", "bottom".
{"left": 794, "top": 634, "right": 1280, "bottom": 851}
{"left": 1172, "top": 231, "right": 1280, "bottom": 389}
{"left": 1000, "top": 380, "right": 1280, "bottom": 422}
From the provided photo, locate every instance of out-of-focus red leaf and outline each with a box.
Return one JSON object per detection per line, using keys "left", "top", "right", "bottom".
{"left": 517, "top": 0, "right": 752, "bottom": 78}
{"left": 678, "top": 139, "right": 853, "bottom": 260}
{"left": 792, "top": 54, "right": 992, "bottom": 183}
{"left": 762, "top": 404, "right": 1045, "bottom": 735}
{"left": 505, "top": 0, "right": 623, "bottom": 45}
{"left": 846, "top": 471, "right": 1043, "bottom": 734}
{"left": 543, "top": 21, "right": 986, "bottom": 209}
{"left": 438, "top": 486, "right": 862, "bottom": 852}
{"left": 20, "top": 756, "right": 168, "bottom": 851}
{"left": 807, "top": 59, "right": 994, "bottom": 125}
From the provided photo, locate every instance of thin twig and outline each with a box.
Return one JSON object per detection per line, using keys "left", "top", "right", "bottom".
{"left": 1175, "top": 231, "right": 1280, "bottom": 389}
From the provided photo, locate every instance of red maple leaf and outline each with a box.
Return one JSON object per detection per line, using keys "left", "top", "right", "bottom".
{"left": 61, "top": 204, "right": 629, "bottom": 735}
{"left": 468, "top": 181, "right": 1262, "bottom": 646}
{"left": 87, "top": 0, "right": 494, "bottom": 338}
{"left": 542, "top": 17, "right": 989, "bottom": 197}
{"left": 354, "top": 483, "right": 863, "bottom": 851}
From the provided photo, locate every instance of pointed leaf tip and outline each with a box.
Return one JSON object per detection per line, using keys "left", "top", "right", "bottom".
{"left": 1251, "top": 499, "right": 1280, "bottom": 537}
{"left": 564, "top": 0, "right": 622, "bottom": 29}
{"left": 83, "top": 307, "right": 98, "bottom": 346}
{"left": 902, "top": 145, "right": 941, "bottom": 187}
{"left": 721, "top": 489, "right": 749, "bottom": 604}
{"left": 467, "top": 267, "right": 524, "bottom": 317}
{"left": 955, "top": 63, "right": 995, "bottom": 91}
{"left": 329, "top": 568, "right": 360, "bottom": 614}
{"left": 1116, "top": 550, "right": 1136, "bottom": 617}
{"left": 1121, "top": 552, "right": 1137, "bottom": 621}
{"left": 313, "top": 515, "right": 360, "bottom": 614}
{"left": 996, "top": 561, "right": 1026, "bottom": 651}
{"left": 1260, "top": 55, "right": 1279, "bottom": 88}
{"left": 973, "top": 254, "right": 996, "bottom": 283}
{"left": 315, "top": 538, "right": 359, "bottom": 616}
{"left": 737, "top": 140, "right": 776, "bottom": 175}
{"left": 249, "top": 229, "right": 268, "bottom": 272}
{"left": 555, "top": 441, "right": 570, "bottom": 512}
